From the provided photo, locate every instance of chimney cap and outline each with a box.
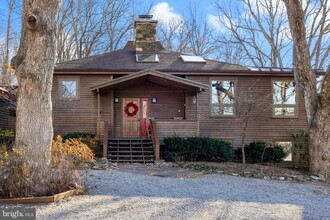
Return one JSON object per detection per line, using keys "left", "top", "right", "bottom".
{"left": 139, "top": 15, "right": 153, "bottom": 20}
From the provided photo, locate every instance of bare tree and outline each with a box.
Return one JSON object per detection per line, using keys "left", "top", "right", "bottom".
{"left": 304, "top": 0, "right": 330, "bottom": 69}
{"left": 154, "top": 3, "right": 218, "bottom": 57}
{"left": 156, "top": 17, "right": 190, "bottom": 53}
{"left": 11, "top": 0, "right": 61, "bottom": 194}
{"left": 185, "top": 5, "right": 219, "bottom": 57}
{"left": 213, "top": 0, "right": 330, "bottom": 69}
{"left": 102, "top": 0, "right": 134, "bottom": 52}
{"left": 56, "top": 0, "right": 134, "bottom": 62}
{"left": 283, "top": 0, "right": 330, "bottom": 182}
{"left": 0, "top": 0, "right": 19, "bottom": 85}
{"left": 213, "top": 0, "right": 291, "bottom": 67}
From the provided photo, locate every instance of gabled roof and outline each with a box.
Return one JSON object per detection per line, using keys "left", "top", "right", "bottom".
{"left": 55, "top": 41, "right": 248, "bottom": 73}
{"left": 90, "top": 69, "right": 209, "bottom": 93}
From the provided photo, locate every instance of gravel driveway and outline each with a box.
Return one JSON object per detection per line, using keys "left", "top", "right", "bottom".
{"left": 6, "top": 166, "right": 330, "bottom": 220}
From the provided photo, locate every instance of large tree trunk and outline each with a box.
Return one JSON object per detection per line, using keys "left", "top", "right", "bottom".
{"left": 284, "top": 0, "right": 330, "bottom": 182}
{"left": 308, "top": 107, "right": 330, "bottom": 181}
{"left": 12, "top": 0, "right": 61, "bottom": 195}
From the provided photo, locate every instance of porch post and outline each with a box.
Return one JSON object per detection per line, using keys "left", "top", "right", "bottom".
{"left": 110, "top": 90, "right": 115, "bottom": 138}
{"left": 196, "top": 92, "right": 200, "bottom": 137}
{"left": 96, "top": 89, "right": 101, "bottom": 139}
{"left": 103, "top": 121, "right": 109, "bottom": 159}
{"left": 97, "top": 89, "right": 101, "bottom": 120}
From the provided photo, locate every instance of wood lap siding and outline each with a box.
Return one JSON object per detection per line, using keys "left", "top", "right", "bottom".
{"left": 0, "top": 99, "right": 9, "bottom": 128}
{"left": 52, "top": 73, "right": 308, "bottom": 148}
{"left": 156, "top": 120, "right": 198, "bottom": 139}
{"left": 52, "top": 75, "right": 112, "bottom": 136}
{"left": 187, "top": 75, "right": 308, "bottom": 148}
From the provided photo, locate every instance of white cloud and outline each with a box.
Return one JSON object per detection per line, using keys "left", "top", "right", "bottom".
{"left": 207, "top": 14, "right": 230, "bottom": 34}
{"left": 150, "top": 2, "right": 184, "bottom": 28}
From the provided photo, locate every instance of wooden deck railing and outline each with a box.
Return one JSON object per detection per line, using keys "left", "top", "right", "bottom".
{"left": 156, "top": 120, "right": 198, "bottom": 139}
{"left": 149, "top": 119, "right": 160, "bottom": 160}
{"left": 102, "top": 121, "right": 109, "bottom": 159}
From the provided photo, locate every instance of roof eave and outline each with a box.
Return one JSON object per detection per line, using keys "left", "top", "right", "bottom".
{"left": 90, "top": 69, "right": 209, "bottom": 93}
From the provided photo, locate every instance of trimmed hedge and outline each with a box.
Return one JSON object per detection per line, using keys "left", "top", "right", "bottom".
{"left": 163, "top": 136, "right": 232, "bottom": 162}
{"left": 235, "top": 141, "right": 287, "bottom": 163}
{"left": 62, "top": 132, "right": 96, "bottom": 140}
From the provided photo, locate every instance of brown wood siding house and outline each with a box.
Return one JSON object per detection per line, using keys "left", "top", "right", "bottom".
{"left": 0, "top": 87, "right": 11, "bottom": 129}
{"left": 53, "top": 15, "right": 313, "bottom": 165}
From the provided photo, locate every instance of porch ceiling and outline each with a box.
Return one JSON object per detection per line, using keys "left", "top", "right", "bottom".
{"left": 90, "top": 69, "right": 209, "bottom": 93}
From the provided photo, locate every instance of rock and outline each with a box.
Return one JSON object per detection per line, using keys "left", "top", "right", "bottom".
{"left": 217, "top": 170, "right": 224, "bottom": 174}
{"left": 264, "top": 176, "right": 270, "bottom": 180}
{"left": 99, "top": 158, "right": 108, "bottom": 164}
{"left": 310, "top": 175, "right": 322, "bottom": 180}
{"left": 317, "top": 174, "right": 326, "bottom": 181}
{"left": 92, "top": 166, "right": 100, "bottom": 170}
{"left": 153, "top": 160, "right": 173, "bottom": 168}
{"left": 232, "top": 173, "right": 239, "bottom": 176}
{"left": 164, "top": 162, "right": 173, "bottom": 167}
{"left": 296, "top": 175, "right": 304, "bottom": 182}
{"left": 279, "top": 177, "right": 285, "bottom": 181}
{"left": 154, "top": 160, "right": 165, "bottom": 165}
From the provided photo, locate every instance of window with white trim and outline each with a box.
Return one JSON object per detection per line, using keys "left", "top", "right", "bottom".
{"left": 59, "top": 78, "right": 79, "bottom": 100}
{"left": 273, "top": 81, "right": 296, "bottom": 116}
{"left": 211, "top": 80, "right": 235, "bottom": 116}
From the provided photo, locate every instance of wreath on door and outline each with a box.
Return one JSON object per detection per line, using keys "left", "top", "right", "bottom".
{"left": 124, "top": 102, "right": 138, "bottom": 117}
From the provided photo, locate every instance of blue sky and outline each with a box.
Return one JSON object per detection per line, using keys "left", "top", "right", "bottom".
{"left": 147, "top": 0, "right": 215, "bottom": 23}
{"left": 0, "top": 0, "right": 216, "bottom": 35}
{"left": 148, "top": 0, "right": 214, "bottom": 14}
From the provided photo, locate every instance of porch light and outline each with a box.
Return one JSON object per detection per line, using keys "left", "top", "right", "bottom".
{"left": 114, "top": 97, "right": 119, "bottom": 103}
{"left": 192, "top": 95, "right": 197, "bottom": 104}
{"left": 151, "top": 97, "right": 157, "bottom": 103}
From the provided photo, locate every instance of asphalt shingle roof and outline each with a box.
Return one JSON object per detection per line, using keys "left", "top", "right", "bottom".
{"left": 55, "top": 42, "right": 248, "bottom": 73}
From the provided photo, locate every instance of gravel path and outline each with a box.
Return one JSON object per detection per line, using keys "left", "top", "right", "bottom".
{"left": 4, "top": 166, "right": 330, "bottom": 220}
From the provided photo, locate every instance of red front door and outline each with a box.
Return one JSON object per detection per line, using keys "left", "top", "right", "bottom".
{"left": 122, "top": 98, "right": 140, "bottom": 137}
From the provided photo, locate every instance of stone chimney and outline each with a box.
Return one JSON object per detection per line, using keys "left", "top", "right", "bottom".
{"left": 134, "top": 15, "right": 158, "bottom": 53}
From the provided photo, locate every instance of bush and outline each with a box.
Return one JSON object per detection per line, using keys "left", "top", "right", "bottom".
{"left": 62, "top": 132, "right": 96, "bottom": 139}
{"left": 242, "top": 141, "right": 287, "bottom": 163}
{"left": 163, "top": 136, "right": 232, "bottom": 162}
{"left": 0, "top": 135, "right": 95, "bottom": 199}
{"left": 0, "top": 128, "right": 15, "bottom": 151}
{"left": 263, "top": 145, "right": 287, "bottom": 163}
{"left": 52, "top": 135, "right": 95, "bottom": 168}
{"left": 246, "top": 141, "right": 266, "bottom": 163}
{"left": 62, "top": 132, "right": 98, "bottom": 149}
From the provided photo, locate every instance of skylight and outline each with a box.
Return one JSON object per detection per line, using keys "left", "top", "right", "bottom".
{"left": 181, "top": 55, "right": 206, "bottom": 63}
{"left": 248, "top": 67, "right": 293, "bottom": 72}
{"left": 136, "top": 54, "right": 159, "bottom": 62}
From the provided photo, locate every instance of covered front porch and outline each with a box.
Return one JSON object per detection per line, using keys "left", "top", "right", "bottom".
{"left": 90, "top": 69, "right": 208, "bottom": 161}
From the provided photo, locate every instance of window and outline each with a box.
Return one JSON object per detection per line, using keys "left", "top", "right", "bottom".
{"left": 59, "top": 77, "right": 79, "bottom": 100}
{"left": 211, "top": 80, "right": 235, "bottom": 116}
{"left": 276, "top": 141, "right": 293, "bottom": 161}
{"left": 273, "top": 81, "right": 296, "bottom": 116}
